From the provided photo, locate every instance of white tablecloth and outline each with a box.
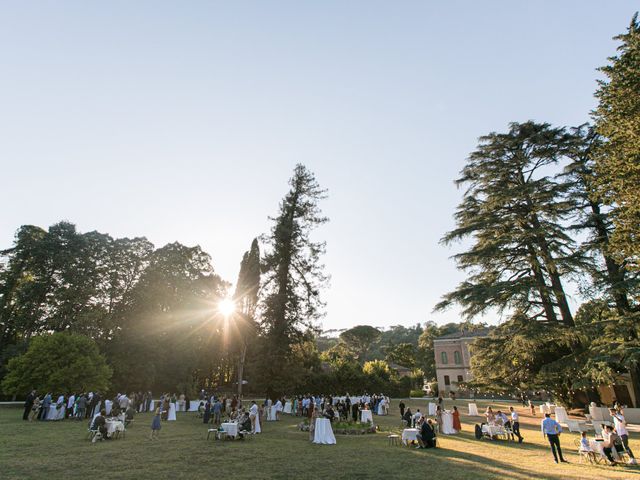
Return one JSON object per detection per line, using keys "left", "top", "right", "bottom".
{"left": 360, "top": 410, "right": 373, "bottom": 424}
{"left": 428, "top": 403, "right": 437, "bottom": 416}
{"left": 222, "top": 422, "right": 238, "bottom": 437}
{"left": 168, "top": 403, "right": 177, "bottom": 421}
{"left": 268, "top": 406, "right": 277, "bottom": 421}
{"left": 554, "top": 406, "right": 569, "bottom": 424}
{"left": 590, "top": 439, "right": 621, "bottom": 461}
{"left": 441, "top": 411, "right": 457, "bottom": 434}
{"left": 284, "top": 402, "right": 292, "bottom": 414}
{"left": 105, "top": 419, "right": 125, "bottom": 438}
{"left": 482, "top": 424, "right": 506, "bottom": 437}
{"left": 402, "top": 428, "right": 419, "bottom": 445}
{"left": 468, "top": 403, "right": 479, "bottom": 416}
{"left": 189, "top": 400, "right": 201, "bottom": 411}
{"left": 313, "top": 418, "right": 336, "bottom": 445}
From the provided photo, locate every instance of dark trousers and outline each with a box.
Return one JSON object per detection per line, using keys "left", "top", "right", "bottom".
{"left": 23, "top": 404, "right": 32, "bottom": 420}
{"left": 421, "top": 436, "right": 436, "bottom": 448}
{"left": 546, "top": 434, "right": 564, "bottom": 461}
{"left": 400, "top": 407, "right": 405, "bottom": 417}
{"left": 620, "top": 434, "right": 635, "bottom": 458}
{"left": 511, "top": 421, "right": 522, "bottom": 440}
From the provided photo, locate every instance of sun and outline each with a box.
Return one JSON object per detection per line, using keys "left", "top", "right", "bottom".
{"left": 218, "top": 298, "right": 236, "bottom": 317}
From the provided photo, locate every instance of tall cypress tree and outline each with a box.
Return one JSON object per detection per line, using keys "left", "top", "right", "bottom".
{"left": 259, "top": 164, "right": 328, "bottom": 395}
{"left": 232, "top": 238, "right": 260, "bottom": 396}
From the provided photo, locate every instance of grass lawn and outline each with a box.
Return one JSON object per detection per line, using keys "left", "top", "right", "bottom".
{"left": 1, "top": 398, "right": 639, "bottom": 479}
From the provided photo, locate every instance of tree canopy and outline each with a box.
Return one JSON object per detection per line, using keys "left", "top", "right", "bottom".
{"left": 2, "top": 332, "right": 111, "bottom": 395}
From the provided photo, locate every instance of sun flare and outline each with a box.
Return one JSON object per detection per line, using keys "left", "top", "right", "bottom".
{"left": 218, "top": 298, "right": 236, "bottom": 317}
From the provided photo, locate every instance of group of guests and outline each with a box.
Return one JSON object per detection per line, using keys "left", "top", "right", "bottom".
{"left": 575, "top": 407, "right": 637, "bottom": 466}
{"left": 198, "top": 395, "right": 261, "bottom": 436}
{"left": 23, "top": 390, "right": 108, "bottom": 421}
{"left": 399, "top": 397, "right": 462, "bottom": 435}
{"left": 484, "top": 406, "right": 524, "bottom": 442}
{"left": 291, "top": 393, "right": 389, "bottom": 422}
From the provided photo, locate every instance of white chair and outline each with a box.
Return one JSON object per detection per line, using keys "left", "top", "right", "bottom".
{"left": 567, "top": 420, "right": 588, "bottom": 433}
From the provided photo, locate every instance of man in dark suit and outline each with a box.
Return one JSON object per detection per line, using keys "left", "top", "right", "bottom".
{"left": 23, "top": 390, "right": 36, "bottom": 420}
{"left": 351, "top": 402, "right": 359, "bottom": 422}
{"left": 418, "top": 418, "right": 437, "bottom": 448}
{"left": 399, "top": 401, "right": 406, "bottom": 418}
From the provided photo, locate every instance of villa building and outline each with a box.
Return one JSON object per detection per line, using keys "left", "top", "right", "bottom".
{"left": 433, "top": 328, "right": 491, "bottom": 394}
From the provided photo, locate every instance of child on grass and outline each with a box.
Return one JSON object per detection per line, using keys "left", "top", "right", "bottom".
{"left": 150, "top": 407, "right": 161, "bottom": 440}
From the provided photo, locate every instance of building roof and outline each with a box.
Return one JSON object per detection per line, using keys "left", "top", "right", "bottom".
{"left": 433, "top": 327, "right": 492, "bottom": 341}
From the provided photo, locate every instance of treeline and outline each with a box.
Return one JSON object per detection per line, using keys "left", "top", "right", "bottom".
{"left": 438, "top": 15, "right": 640, "bottom": 406}
{"left": 0, "top": 164, "right": 331, "bottom": 398}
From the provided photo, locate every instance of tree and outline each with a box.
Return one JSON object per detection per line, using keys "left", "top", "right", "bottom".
{"left": 593, "top": 13, "right": 640, "bottom": 271}
{"left": 1, "top": 333, "right": 112, "bottom": 395}
{"left": 232, "top": 238, "right": 261, "bottom": 396}
{"left": 363, "top": 359, "right": 391, "bottom": 381}
{"left": 259, "top": 164, "right": 329, "bottom": 395}
{"left": 384, "top": 343, "right": 418, "bottom": 368}
{"left": 437, "top": 122, "right": 588, "bottom": 326}
{"left": 339, "top": 325, "right": 382, "bottom": 361}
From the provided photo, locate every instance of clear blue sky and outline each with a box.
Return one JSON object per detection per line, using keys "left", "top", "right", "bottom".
{"left": 0, "top": 1, "right": 635, "bottom": 332}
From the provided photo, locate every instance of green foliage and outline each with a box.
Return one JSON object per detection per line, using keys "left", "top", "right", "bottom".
{"left": 593, "top": 13, "right": 640, "bottom": 271}
{"left": 363, "top": 359, "right": 391, "bottom": 380}
{"left": 410, "top": 389, "right": 424, "bottom": 397}
{"left": 259, "top": 164, "right": 328, "bottom": 396}
{"left": 339, "top": 325, "right": 382, "bottom": 361}
{"left": 437, "top": 122, "right": 589, "bottom": 326}
{"left": 1, "top": 332, "right": 111, "bottom": 395}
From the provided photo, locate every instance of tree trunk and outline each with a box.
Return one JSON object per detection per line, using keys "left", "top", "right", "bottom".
{"left": 526, "top": 242, "right": 558, "bottom": 323}
{"left": 237, "top": 343, "right": 247, "bottom": 397}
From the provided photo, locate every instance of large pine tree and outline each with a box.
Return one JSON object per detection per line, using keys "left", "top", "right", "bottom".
{"left": 437, "top": 122, "right": 586, "bottom": 326}
{"left": 593, "top": 13, "right": 640, "bottom": 271}
{"left": 259, "top": 164, "right": 328, "bottom": 395}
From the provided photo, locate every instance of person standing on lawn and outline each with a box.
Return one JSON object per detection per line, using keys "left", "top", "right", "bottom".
{"left": 399, "top": 400, "right": 405, "bottom": 418}
{"left": 610, "top": 408, "right": 637, "bottom": 464}
{"left": 150, "top": 407, "right": 162, "bottom": 440}
{"left": 541, "top": 413, "right": 567, "bottom": 463}
{"left": 509, "top": 406, "right": 523, "bottom": 443}
{"left": 23, "top": 390, "right": 36, "bottom": 420}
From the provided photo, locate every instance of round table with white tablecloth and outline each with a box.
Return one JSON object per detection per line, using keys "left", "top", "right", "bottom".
{"left": 268, "top": 405, "right": 277, "bottom": 421}
{"left": 105, "top": 419, "right": 125, "bottom": 438}
{"left": 428, "top": 402, "right": 437, "bottom": 416}
{"left": 440, "top": 411, "right": 457, "bottom": 434}
{"left": 360, "top": 410, "right": 373, "bottom": 424}
{"left": 221, "top": 422, "right": 238, "bottom": 438}
{"left": 190, "top": 400, "right": 202, "bottom": 412}
{"left": 482, "top": 424, "right": 506, "bottom": 438}
{"left": 168, "top": 403, "right": 177, "bottom": 421}
{"left": 284, "top": 401, "right": 292, "bottom": 414}
{"left": 402, "top": 428, "right": 419, "bottom": 446}
{"left": 468, "top": 403, "right": 479, "bottom": 416}
{"left": 313, "top": 418, "right": 336, "bottom": 445}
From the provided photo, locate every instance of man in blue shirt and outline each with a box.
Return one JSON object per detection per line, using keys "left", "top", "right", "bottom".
{"left": 541, "top": 413, "right": 567, "bottom": 463}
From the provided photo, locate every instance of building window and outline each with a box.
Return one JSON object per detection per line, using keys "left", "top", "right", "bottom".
{"left": 444, "top": 375, "right": 450, "bottom": 386}
{"left": 454, "top": 351, "right": 462, "bottom": 365}
{"left": 457, "top": 375, "right": 463, "bottom": 383}
{"left": 441, "top": 352, "right": 448, "bottom": 364}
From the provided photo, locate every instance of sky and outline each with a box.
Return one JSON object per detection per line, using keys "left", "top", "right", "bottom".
{"left": 0, "top": 1, "right": 636, "bottom": 333}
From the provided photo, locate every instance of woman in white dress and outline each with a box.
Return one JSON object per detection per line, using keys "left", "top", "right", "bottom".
{"left": 275, "top": 399, "right": 283, "bottom": 421}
